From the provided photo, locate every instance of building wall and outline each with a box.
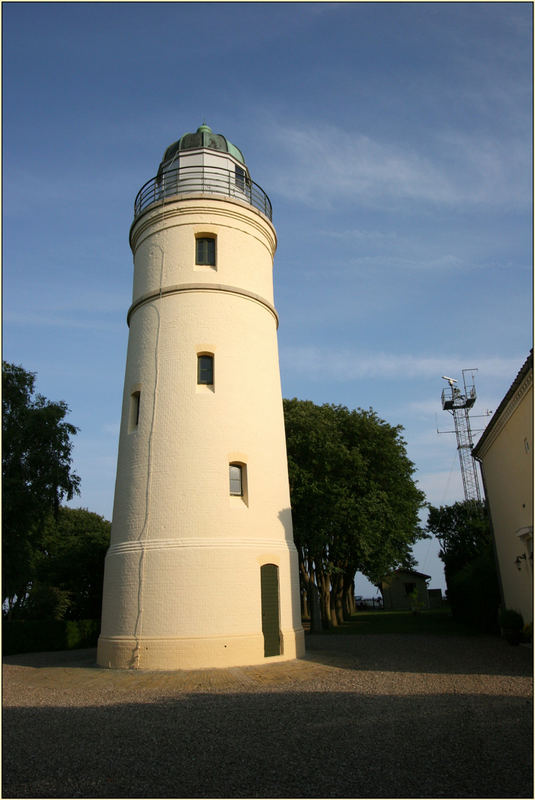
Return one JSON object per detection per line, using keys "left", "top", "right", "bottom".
{"left": 475, "top": 369, "right": 533, "bottom": 625}
{"left": 98, "top": 191, "right": 304, "bottom": 669}
{"left": 381, "top": 572, "right": 430, "bottom": 611}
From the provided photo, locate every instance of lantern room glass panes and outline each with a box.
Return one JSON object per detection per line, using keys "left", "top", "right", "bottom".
{"left": 196, "top": 236, "right": 216, "bottom": 266}
{"left": 235, "top": 165, "right": 245, "bottom": 191}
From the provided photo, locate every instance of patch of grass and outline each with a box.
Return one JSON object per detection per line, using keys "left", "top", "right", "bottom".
{"left": 319, "top": 608, "right": 479, "bottom": 636}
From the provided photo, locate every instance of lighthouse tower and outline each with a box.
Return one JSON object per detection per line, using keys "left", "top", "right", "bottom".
{"left": 97, "top": 124, "right": 305, "bottom": 669}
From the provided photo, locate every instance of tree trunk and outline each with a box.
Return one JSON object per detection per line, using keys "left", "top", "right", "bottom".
{"left": 343, "top": 572, "right": 356, "bottom": 618}
{"left": 328, "top": 574, "right": 340, "bottom": 627}
{"left": 332, "top": 573, "right": 345, "bottom": 626}
{"left": 319, "top": 572, "right": 333, "bottom": 628}
{"left": 308, "top": 580, "right": 322, "bottom": 633}
{"left": 299, "top": 560, "right": 322, "bottom": 632}
{"left": 301, "top": 587, "right": 309, "bottom": 620}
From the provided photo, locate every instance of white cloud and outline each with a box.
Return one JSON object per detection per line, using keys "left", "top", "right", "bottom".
{"left": 3, "top": 311, "right": 122, "bottom": 331}
{"left": 263, "top": 121, "right": 530, "bottom": 210}
{"left": 280, "top": 346, "right": 521, "bottom": 383}
{"left": 342, "top": 252, "right": 466, "bottom": 275}
{"left": 436, "top": 130, "right": 530, "bottom": 206}
{"left": 416, "top": 469, "right": 465, "bottom": 508}
{"left": 320, "top": 228, "right": 399, "bottom": 243}
{"left": 314, "top": 225, "right": 491, "bottom": 276}
{"left": 408, "top": 399, "right": 445, "bottom": 417}
{"left": 267, "top": 124, "right": 452, "bottom": 206}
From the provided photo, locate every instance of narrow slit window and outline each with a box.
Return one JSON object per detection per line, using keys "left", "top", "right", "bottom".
{"left": 129, "top": 390, "right": 140, "bottom": 432}
{"left": 196, "top": 236, "right": 216, "bottom": 266}
{"left": 229, "top": 464, "right": 243, "bottom": 496}
{"left": 198, "top": 354, "right": 214, "bottom": 385}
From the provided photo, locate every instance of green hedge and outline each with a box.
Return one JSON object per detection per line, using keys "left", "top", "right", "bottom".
{"left": 447, "top": 549, "right": 500, "bottom": 633}
{"left": 3, "top": 619, "right": 100, "bottom": 655}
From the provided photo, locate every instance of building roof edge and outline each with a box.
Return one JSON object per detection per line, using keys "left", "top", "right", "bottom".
{"left": 473, "top": 350, "right": 533, "bottom": 458}
{"left": 383, "top": 569, "right": 432, "bottom": 580}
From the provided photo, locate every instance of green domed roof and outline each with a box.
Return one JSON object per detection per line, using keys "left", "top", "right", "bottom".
{"left": 158, "top": 124, "right": 245, "bottom": 172}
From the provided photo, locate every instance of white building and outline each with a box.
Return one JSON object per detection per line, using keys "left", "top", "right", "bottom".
{"left": 97, "top": 124, "right": 305, "bottom": 669}
{"left": 473, "top": 352, "right": 533, "bottom": 626}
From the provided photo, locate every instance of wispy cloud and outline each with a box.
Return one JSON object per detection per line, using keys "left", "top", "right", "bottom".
{"left": 408, "top": 399, "right": 444, "bottom": 417}
{"left": 320, "top": 228, "right": 399, "bottom": 243}
{"left": 280, "top": 347, "right": 521, "bottom": 383}
{"left": 267, "top": 124, "right": 451, "bottom": 207}
{"left": 263, "top": 121, "right": 530, "bottom": 210}
{"left": 3, "top": 311, "right": 122, "bottom": 331}
{"left": 415, "top": 469, "right": 465, "bottom": 508}
{"left": 344, "top": 252, "right": 466, "bottom": 275}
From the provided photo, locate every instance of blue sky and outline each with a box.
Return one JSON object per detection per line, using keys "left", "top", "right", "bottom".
{"left": 3, "top": 2, "right": 532, "bottom": 595}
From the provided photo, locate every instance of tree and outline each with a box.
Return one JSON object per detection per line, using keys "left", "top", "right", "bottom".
{"left": 2, "top": 362, "right": 80, "bottom": 616}
{"left": 283, "top": 399, "right": 426, "bottom": 629}
{"left": 426, "top": 500, "right": 500, "bottom": 630}
{"left": 24, "top": 507, "right": 111, "bottom": 621}
{"left": 427, "top": 500, "right": 490, "bottom": 573}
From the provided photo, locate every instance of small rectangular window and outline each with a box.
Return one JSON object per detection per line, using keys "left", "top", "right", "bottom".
{"left": 198, "top": 354, "right": 214, "bottom": 385}
{"left": 129, "top": 390, "right": 140, "bottom": 432}
{"left": 196, "top": 236, "right": 216, "bottom": 266}
{"left": 229, "top": 464, "right": 243, "bottom": 496}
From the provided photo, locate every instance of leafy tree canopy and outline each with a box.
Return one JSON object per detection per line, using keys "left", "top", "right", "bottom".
{"left": 284, "top": 399, "right": 426, "bottom": 577}
{"left": 426, "top": 500, "right": 499, "bottom": 630}
{"left": 283, "top": 399, "right": 426, "bottom": 626}
{"left": 426, "top": 500, "right": 492, "bottom": 575}
{"left": 25, "top": 507, "right": 111, "bottom": 621}
{"left": 2, "top": 362, "right": 80, "bottom": 613}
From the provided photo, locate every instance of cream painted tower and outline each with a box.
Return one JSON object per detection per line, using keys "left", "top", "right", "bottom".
{"left": 97, "top": 124, "right": 305, "bottom": 669}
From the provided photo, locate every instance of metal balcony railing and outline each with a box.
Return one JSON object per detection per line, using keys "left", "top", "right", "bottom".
{"left": 441, "top": 385, "right": 476, "bottom": 411}
{"left": 133, "top": 165, "right": 272, "bottom": 222}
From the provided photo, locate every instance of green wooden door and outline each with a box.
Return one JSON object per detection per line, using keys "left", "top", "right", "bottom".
{"left": 260, "top": 564, "right": 281, "bottom": 657}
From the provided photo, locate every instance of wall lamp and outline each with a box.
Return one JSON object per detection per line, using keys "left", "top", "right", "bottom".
{"left": 515, "top": 553, "right": 527, "bottom": 570}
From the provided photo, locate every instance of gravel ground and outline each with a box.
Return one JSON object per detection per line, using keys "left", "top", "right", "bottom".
{"left": 2, "top": 633, "right": 532, "bottom": 799}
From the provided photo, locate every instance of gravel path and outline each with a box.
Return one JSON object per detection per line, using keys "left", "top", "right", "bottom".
{"left": 3, "top": 633, "right": 532, "bottom": 798}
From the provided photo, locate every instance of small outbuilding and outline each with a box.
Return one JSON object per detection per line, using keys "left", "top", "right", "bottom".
{"left": 380, "top": 569, "right": 431, "bottom": 611}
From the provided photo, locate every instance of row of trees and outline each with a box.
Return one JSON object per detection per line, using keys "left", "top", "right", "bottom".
{"left": 4, "top": 363, "right": 428, "bottom": 631}
{"left": 284, "top": 399, "right": 427, "bottom": 630}
{"left": 2, "top": 362, "right": 109, "bottom": 622}
{"left": 4, "top": 361, "right": 500, "bottom": 635}
{"left": 6, "top": 506, "right": 110, "bottom": 622}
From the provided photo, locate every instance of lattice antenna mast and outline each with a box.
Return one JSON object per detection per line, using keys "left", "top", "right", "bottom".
{"left": 440, "top": 370, "right": 482, "bottom": 502}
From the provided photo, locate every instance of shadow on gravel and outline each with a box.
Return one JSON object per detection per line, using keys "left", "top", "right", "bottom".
{"left": 2, "top": 647, "right": 98, "bottom": 669}
{"left": 3, "top": 690, "right": 532, "bottom": 799}
{"left": 304, "top": 633, "right": 533, "bottom": 677}
{"left": 4, "top": 635, "right": 533, "bottom": 677}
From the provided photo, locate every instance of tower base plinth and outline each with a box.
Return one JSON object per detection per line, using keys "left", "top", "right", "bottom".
{"left": 97, "top": 628, "right": 305, "bottom": 670}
